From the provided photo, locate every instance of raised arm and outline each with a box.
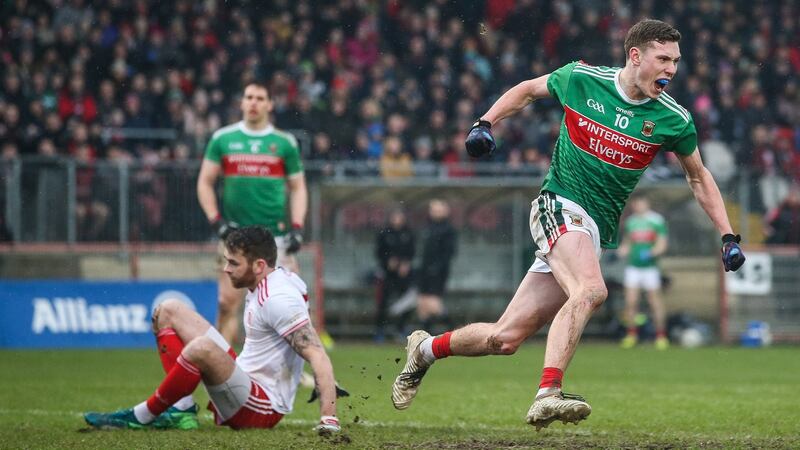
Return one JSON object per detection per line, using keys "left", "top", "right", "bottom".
{"left": 466, "top": 74, "right": 552, "bottom": 158}
{"left": 481, "top": 74, "right": 552, "bottom": 125}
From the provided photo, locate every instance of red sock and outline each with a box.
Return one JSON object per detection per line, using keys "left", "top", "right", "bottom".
{"left": 146, "top": 354, "right": 202, "bottom": 416}
{"left": 156, "top": 328, "right": 185, "bottom": 373}
{"left": 539, "top": 367, "right": 563, "bottom": 389}
{"left": 627, "top": 327, "right": 637, "bottom": 336}
{"left": 656, "top": 329, "right": 667, "bottom": 339}
{"left": 431, "top": 331, "right": 453, "bottom": 359}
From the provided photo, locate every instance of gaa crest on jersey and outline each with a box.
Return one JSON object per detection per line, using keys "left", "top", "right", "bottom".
{"left": 569, "top": 214, "right": 584, "bottom": 227}
{"left": 641, "top": 120, "right": 656, "bottom": 137}
{"left": 269, "top": 143, "right": 277, "bottom": 154}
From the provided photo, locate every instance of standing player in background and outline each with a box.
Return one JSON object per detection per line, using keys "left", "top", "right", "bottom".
{"left": 84, "top": 226, "right": 342, "bottom": 434}
{"left": 617, "top": 194, "right": 669, "bottom": 350}
{"left": 416, "top": 199, "right": 458, "bottom": 334}
{"left": 197, "top": 82, "right": 307, "bottom": 347}
{"left": 374, "top": 208, "right": 416, "bottom": 342}
{"left": 392, "top": 19, "right": 745, "bottom": 429}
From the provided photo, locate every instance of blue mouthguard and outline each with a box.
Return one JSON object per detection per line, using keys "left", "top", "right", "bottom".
{"left": 656, "top": 79, "right": 669, "bottom": 87}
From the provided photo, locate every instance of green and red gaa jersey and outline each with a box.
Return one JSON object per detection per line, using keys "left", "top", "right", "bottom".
{"left": 543, "top": 61, "right": 697, "bottom": 248}
{"left": 204, "top": 122, "right": 303, "bottom": 235}
{"left": 624, "top": 211, "right": 667, "bottom": 267}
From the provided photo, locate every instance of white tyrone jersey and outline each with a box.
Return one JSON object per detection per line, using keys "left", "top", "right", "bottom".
{"left": 236, "top": 267, "right": 309, "bottom": 414}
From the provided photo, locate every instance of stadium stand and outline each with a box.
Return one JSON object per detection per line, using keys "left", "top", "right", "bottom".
{"left": 0, "top": 0, "right": 797, "bottom": 176}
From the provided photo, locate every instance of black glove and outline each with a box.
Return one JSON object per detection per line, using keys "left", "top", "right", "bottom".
{"left": 721, "top": 233, "right": 745, "bottom": 272}
{"left": 307, "top": 382, "right": 350, "bottom": 403}
{"left": 286, "top": 226, "right": 304, "bottom": 254}
{"left": 465, "top": 119, "right": 496, "bottom": 158}
{"left": 210, "top": 216, "right": 238, "bottom": 240}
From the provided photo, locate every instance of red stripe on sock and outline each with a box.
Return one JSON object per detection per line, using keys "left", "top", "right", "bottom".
{"left": 431, "top": 331, "right": 453, "bottom": 359}
{"left": 656, "top": 330, "right": 667, "bottom": 339}
{"left": 539, "top": 367, "right": 563, "bottom": 389}
{"left": 146, "top": 354, "right": 202, "bottom": 416}
{"left": 227, "top": 347, "right": 238, "bottom": 360}
{"left": 156, "top": 328, "right": 185, "bottom": 374}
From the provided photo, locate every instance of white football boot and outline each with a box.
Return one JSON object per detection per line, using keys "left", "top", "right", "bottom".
{"left": 526, "top": 389, "right": 592, "bottom": 430}
{"left": 391, "top": 330, "right": 432, "bottom": 410}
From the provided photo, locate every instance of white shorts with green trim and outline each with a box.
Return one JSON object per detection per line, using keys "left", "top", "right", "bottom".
{"left": 528, "top": 192, "right": 602, "bottom": 274}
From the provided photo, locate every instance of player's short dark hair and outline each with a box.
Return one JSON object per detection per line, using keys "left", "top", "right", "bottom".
{"left": 225, "top": 226, "right": 277, "bottom": 267}
{"left": 624, "top": 19, "right": 681, "bottom": 58}
{"left": 243, "top": 81, "right": 270, "bottom": 98}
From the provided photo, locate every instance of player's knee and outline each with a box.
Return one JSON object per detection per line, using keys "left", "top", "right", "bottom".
{"left": 152, "top": 299, "right": 185, "bottom": 330}
{"left": 182, "top": 336, "right": 216, "bottom": 363}
{"left": 218, "top": 295, "right": 239, "bottom": 317}
{"left": 486, "top": 328, "right": 525, "bottom": 355}
{"left": 581, "top": 283, "right": 608, "bottom": 309}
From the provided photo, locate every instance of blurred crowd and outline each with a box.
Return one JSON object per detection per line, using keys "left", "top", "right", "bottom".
{"left": 0, "top": 1, "right": 799, "bottom": 214}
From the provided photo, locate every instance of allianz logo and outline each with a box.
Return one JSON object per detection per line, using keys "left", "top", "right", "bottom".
{"left": 31, "top": 291, "right": 196, "bottom": 334}
{"left": 32, "top": 298, "right": 149, "bottom": 334}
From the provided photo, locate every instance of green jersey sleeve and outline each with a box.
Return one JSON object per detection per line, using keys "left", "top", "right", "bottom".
{"left": 283, "top": 134, "right": 304, "bottom": 176}
{"left": 666, "top": 118, "right": 697, "bottom": 156}
{"left": 546, "top": 61, "right": 580, "bottom": 105}
{"left": 204, "top": 133, "right": 223, "bottom": 163}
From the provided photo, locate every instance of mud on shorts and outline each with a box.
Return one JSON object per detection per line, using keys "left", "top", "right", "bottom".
{"left": 206, "top": 363, "right": 284, "bottom": 429}
{"left": 528, "top": 191, "right": 602, "bottom": 273}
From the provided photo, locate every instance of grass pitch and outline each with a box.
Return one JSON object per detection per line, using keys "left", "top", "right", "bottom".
{"left": 1, "top": 342, "right": 797, "bottom": 449}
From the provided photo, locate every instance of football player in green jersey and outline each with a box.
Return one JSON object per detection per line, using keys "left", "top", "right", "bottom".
{"left": 392, "top": 19, "right": 745, "bottom": 429}
{"left": 617, "top": 194, "right": 669, "bottom": 350}
{"left": 197, "top": 82, "right": 308, "bottom": 346}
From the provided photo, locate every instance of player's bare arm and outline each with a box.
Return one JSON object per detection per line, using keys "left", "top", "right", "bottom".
{"left": 197, "top": 159, "right": 222, "bottom": 221}
{"left": 676, "top": 149, "right": 734, "bottom": 236}
{"left": 287, "top": 173, "right": 308, "bottom": 228}
{"left": 652, "top": 233, "right": 668, "bottom": 257}
{"left": 617, "top": 237, "right": 631, "bottom": 258}
{"left": 481, "top": 74, "right": 552, "bottom": 124}
{"left": 285, "top": 323, "right": 337, "bottom": 417}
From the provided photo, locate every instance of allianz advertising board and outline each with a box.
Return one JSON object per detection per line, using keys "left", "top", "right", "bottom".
{"left": 0, "top": 281, "right": 217, "bottom": 348}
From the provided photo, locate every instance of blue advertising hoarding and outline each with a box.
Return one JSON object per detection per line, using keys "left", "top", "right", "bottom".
{"left": 0, "top": 281, "right": 217, "bottom": 348}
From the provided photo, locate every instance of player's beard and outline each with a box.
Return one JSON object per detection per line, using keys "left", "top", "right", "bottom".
{"left": 229, "top": 269, "right": 256, "bottom": 290}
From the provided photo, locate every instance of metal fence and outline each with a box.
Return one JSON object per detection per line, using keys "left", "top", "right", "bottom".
{"left": 1, "top": 157, "right": 726, "bottom": 250}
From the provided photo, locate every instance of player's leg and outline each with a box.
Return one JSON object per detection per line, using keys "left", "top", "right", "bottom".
{"left": 526, "top": 231, "right": 605, "bottom": 429}
{"left": 206, "top": 364, "right": 284, "bottom": 429}
{"left": 217, "top": 268, "right": 246, "bottom": 345}
{"left": 543, "top": 230, "right": 607, "bottom": 371}
{"left": 416, "top": 293, "right": 442, "bottom": 319}
{"left": 621, "top": 267, "right": 642, "bottom": 348}
{"left": 148, "top": 299, "right": 213, "bottom": 426}
{"left": 275, "top": 235, "right": 299, "bottom": 272}
{"left": 450, "top": 271, "right": 566, "bottom": 355}
{"left": 417, "top": 294, "right": 444, "bottom": 336}
{"left": 391, "top": 271, "right": 567, "bottom": 410}
{"left": 643, "top": 269, "right": 668, "bottom": 349}
{"left": 84, "top": 301, "right": 236, "bottom": 430}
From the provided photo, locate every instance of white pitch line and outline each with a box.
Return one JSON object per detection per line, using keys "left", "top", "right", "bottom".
{"left": 0, "top": 409, "right": 84, "bottom": 418}
{"left": 0, "top": 409, "right": 593, "bottom": 435}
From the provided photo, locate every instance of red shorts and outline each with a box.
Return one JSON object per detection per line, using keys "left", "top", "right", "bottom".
{"left": 209, "top": 380, "right": 284, "bottom": 429}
